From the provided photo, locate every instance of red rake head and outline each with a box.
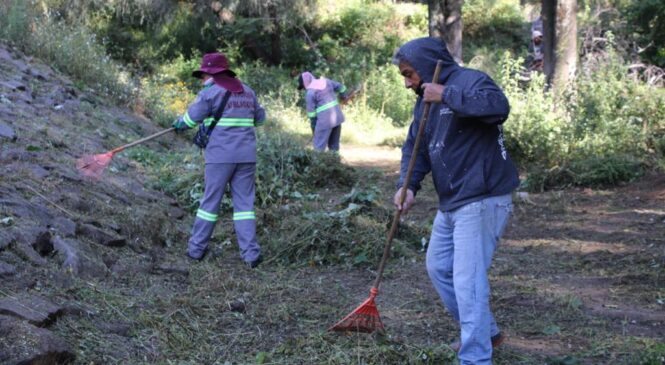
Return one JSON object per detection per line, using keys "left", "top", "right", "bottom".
{"left": 329, "top": 288, "right": 384, "bottom": 333}
{"left": 76, "top": 152, "right": 114, "bottom": 180}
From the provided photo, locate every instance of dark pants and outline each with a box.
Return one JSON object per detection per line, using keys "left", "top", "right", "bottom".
{"left": 313, "top": 125, "right": 342, "bottom": 151}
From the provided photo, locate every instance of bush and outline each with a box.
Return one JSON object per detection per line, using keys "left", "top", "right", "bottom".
{"left": 463, "top": 0, "right": 529, "bottom": 61}
{"left": 627, "top": 0, "right": 665, "bottom": 68}
{"left": 130, "top": 126, "right": 356, "bottom": 212}
{"left": 498, "top": 48, "right": 665, "bottom": 191}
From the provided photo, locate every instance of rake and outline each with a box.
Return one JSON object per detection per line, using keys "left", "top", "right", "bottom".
{"left": 76, "top": 127, "right": 175, "bottom": 180}
{"left": 330, "top": 60, "right": 444, "bottom": 334}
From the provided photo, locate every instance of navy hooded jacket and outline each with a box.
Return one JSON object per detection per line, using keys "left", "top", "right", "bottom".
{"left": 395, "top": 37, "right": 520, "bottom": 212}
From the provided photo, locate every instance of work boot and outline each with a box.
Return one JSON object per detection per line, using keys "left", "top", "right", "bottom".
{"left": 246, "top": 254, "right": 263, "bottom": 269}
{"left": 450, "top": 332, "right": 504, "bottom": 353}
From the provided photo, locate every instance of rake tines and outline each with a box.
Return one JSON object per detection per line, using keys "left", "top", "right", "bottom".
{"left": 329, "top": 288, "right": 384, "bottom": 333}
{"left": 75, "top": 127, "right": 175, "bottom": 181}
{"left": 76, "top": 152, "right": 114, "bottom": 180}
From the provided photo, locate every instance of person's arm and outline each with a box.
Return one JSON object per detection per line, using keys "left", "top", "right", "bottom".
{"left": 331, "top": 80, "right": 349, "bottom": 100}
{"left": 305, "top": 90, "right": 317, "bottom": 127}
{"left": 254, "top": 95, "right": 266, "bottom": 127}
{"left": 173, "top": 92, "right": 212, "bottom": 131}
{"left": 441, "top": 74, "right": 510, "bottom": 124}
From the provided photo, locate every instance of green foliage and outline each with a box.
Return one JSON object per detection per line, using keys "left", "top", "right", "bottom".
{"left": 626, "top": 0, "right": 665, "bottom": 68}
{"left": 83, "top": 2, "right": 221, "bottom": 71}
{"left": 498, "top": 48, "right": 665, "bottom": 191}
{"left": 254, "top": 128, "right": 356, "bottom": 207}
{"left": 129, "top": 127, "right": 356, "bottom": 212}
{"left": 463, "top": 0, "right": 528, "bottom": 61}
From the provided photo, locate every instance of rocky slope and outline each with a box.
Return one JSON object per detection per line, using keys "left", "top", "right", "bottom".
{"left": 0, "top": 43, "right": 190, "bottom": 364}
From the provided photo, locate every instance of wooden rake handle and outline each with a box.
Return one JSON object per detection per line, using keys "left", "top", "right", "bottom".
{"left": 110, "top": 127, "right": 175, "bottom": 154}
{"left": 372, "top": 60, "right": 444, "bottom": 290}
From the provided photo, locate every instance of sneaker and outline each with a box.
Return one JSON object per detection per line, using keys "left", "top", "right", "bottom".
{"left": 450, "top": 332, "right": 504, "bottom": 353}
{"left": 246, "top": 255, "right": 263, "bottom": 269}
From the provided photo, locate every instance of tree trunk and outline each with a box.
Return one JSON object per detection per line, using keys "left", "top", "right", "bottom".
{"left": 428, "top": 0, "right": 464, "bottom": 63}
{"left": 268, "top": 3, "right": 282, "bottom": 65}
{"left": 542, "top": 0, "right": 577, "bottom": 90}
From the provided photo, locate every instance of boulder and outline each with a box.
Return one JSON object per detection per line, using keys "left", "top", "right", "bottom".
{"left": 50, "top": 216, "right": 77, "bottom": 237}
{"left": 0, "top": 121, "right": 16, "bottom": 141}
{"left": 0, "top": 315, "right": 75, "bottom": 365}
{"left": 0, "top": 294, "right": 65, "bottom": 327}
{"left": 76, "top": 223, "right": 126, "bottom": 247}
{"left": 52, "top": 236, "right": 108, "bottom": 278}
{"left": 0, "top": 261, "right": 16, "bottom": 277}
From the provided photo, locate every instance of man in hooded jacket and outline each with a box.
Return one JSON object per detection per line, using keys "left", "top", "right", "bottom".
{"left": 172, "top": 52, "right": 265, "bottom": 269}
{"left": 392, "top": 37, "right": 519, "bottom": 364}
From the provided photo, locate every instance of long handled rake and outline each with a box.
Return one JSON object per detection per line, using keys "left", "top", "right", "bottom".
{"left": 330, "top": 60, "right": 444, "bottom": 334}
{"left": 76, "top": 127, "right": 175, "bottom": 180}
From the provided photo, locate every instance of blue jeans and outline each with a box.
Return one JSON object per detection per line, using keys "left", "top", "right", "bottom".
{"left": 426, "top": 193, "right": 513, "bottom": 365}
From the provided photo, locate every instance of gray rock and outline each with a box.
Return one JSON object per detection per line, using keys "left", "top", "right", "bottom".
{"left": 167, "top": 206, "right": 186, "bottom": 219}
{"left": 0, "top": 121, "right": 16, "bottom": 141}
{"left": 0, "top": 80, "right": 26, "bottom": 91}
{"left": 76, "top": 223, "right": 126, "bottom": 247}
{"left": 0, "top": 315, "right": 75, "bottom": 364}
{"left": 27, "top": 67, "right": 49, "bottom": 80}
{"left": 52, "top": 236, "right": 108, "bottom": 278}
{"left": 13, "top": 240, "right": 48, "bottom": 266}
{"left": 50, "top": 216, "right": 77, "bottom": 237}
{"left": 0, "top": 262, "right": 16, "bottom": 277}
{"left": 27, "top": 164, "right": 50, "bottom": 179}
{"left": 0, "top": 295, "right": 65, "bottom": 327}
{"left": 0, "top": 198, "right": 53, "bottom": 226}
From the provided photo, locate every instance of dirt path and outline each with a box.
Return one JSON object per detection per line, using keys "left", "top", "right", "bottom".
{"left": 341, "top": 144, "right": 665, "bottom": 363}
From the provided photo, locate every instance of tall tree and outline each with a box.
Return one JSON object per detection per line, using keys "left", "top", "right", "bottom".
{"left": 428, "top": 0, "right": 464, "bottom": 63}
{"left": 542, "top": 0, "right": 577, "bottom": 90}
{"left": 208, "top": 0, "right": 313, "bottom": 65}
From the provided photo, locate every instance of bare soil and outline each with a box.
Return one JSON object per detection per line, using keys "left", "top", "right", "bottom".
{"left": 341, "top": 145, "right": 665, "bottom": 363}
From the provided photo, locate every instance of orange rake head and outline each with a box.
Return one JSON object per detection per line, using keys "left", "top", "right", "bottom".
{"left": 329, "top": 287, "right": 384, "bottom": 333}
{"left": 76, "top": 151, "right": 114, "bottom": 180}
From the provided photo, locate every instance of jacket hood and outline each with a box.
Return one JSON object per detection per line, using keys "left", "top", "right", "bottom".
{"left": 393, "top": 37, "right": 459, "bottom": 84}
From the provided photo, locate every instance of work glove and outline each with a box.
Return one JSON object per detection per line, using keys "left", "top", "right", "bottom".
{"left": 172, "top": 119, "right": 188, "bottom": 134}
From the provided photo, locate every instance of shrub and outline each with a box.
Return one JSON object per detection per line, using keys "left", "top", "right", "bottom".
{"left": 498, "top": 48, "right": 665, "bottom": 190}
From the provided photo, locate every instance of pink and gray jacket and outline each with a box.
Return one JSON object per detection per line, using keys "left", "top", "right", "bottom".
{"left": 178, "top": 79, "right": 265, "bottom": 163}
{"left": 302, "top": 73, "right": 348, "bottom": 130}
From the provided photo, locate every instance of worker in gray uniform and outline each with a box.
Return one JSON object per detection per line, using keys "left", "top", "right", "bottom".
{"left": 172, "top": 52, "right": 265, "bottom": 268}
{"left": 298, "top": 72, "right": 349, "bottom": 151}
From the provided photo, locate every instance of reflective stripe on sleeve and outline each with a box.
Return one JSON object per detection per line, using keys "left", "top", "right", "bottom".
{"left": 183, "top": 112, "right": 197, "bottom": 128}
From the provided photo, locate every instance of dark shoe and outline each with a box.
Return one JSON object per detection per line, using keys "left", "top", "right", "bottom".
{"left": 187, "top": 248, "right": 208, "bottom": 261}
{"left": 450, "top": 332, "right": 504, "bottom": 353}
{"left": 246, "top": 255, "right": 263, "bottom": 269}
